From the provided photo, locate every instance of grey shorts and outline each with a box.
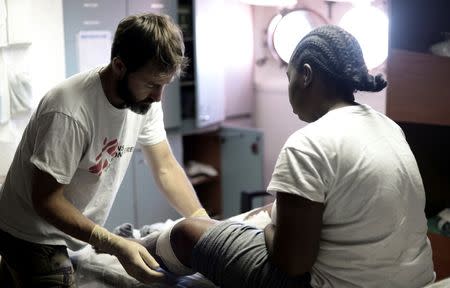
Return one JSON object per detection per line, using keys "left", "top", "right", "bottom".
{"left": 192, "top": 221, "right": 311, "bottom": 288}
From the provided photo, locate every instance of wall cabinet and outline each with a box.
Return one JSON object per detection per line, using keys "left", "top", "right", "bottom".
{"left": 4, "top": 0, "right": 32, "bottom": 45}
{"left": 62, "top": 0, "right": 180, "bottom": 129}
{"left": 178, "top": 0, "right": 254, "bottom": 129}
{"left": 183, "top": 126, "right": 264, "bottom": 219}
{"left": 220, "top": 127, "right": 264, "bottom": 217}
{"left": 176, "top": 0, "right": 259, "bottom": 218}
{"left": 387, "top": 0, "right": 450, "bottom": 217}
{"left": 387, "top": 50, "right": 450, "bottom": 126}
{"left": 62, "top": 0, "right": 126, "bottom": 77}
{"left": 387, "top": 1, "right": 450, "bottom": 280}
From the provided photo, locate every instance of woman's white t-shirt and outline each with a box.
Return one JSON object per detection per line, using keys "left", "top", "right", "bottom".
{"left": 268, "top": 104, "right": 434, "bottom": 288}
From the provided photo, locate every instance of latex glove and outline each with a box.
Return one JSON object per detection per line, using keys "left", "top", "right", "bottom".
{"left": 89, "top": 225, "right": 164, "bottom": 283}
{"left": 189, "top": 208, "right": 210, "bottom": 218}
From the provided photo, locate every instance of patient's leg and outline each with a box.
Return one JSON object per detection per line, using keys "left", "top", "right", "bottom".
{"left": 136, "top": 217, "right": 218, "bottom": 276}
{"left": 170, "top": 218, "right": 218, "bottom": 267}
{"left": 131, "top": 208, "right": 310, "bottom": 287}
{"left": 136, "top": 202, "right": 273, "bottom": 254}
{"left": 137, "top": 206, "right": 273, "bottom": 274}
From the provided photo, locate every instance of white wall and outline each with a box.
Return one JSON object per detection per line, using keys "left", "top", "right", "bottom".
{"left": 252, "top": 0, "right": 388, "bottom": 185}
{"left": 30, "top": 0, "right": 65, "bottom": 109}
{"left": 0, "top": 0, "right": 64, "bottom": 178}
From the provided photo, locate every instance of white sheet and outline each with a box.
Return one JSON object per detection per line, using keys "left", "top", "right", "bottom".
{"left": 71, "top": 245, "right": 217, "bottom": 288}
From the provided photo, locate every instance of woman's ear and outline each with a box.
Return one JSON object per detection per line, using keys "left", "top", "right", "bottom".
{"left": 303, "top": 63, "right": 313, "bottom": 87}
{"left": 111, "top": 57, "right": 127, "bottom": 79}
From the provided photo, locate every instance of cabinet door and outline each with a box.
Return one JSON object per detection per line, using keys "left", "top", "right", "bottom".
{"left": 387, "top": 50, "right": 450, "bottom": 126}
{"left": 162, "top": 79, "right": 181, "bottom": 129}
{"left": 223, "top": 1, "right": 254, "bottom": 118}
{"left": 193, "top": 0, "right": 225, "bottom": 128}
{"left": 62, "top": 0, "right": 126, "bottom": 77}
{"left": 63, "top": 0, "right": 180, "bottom": 129}
{"left": 134, "top": 132, "right": 181, "bottom": 227}
{"left": 220, "top": 127, "right": 264, "bottom": 218}
{"left": 5, "top": 0, "right": 32, "bottom": 44}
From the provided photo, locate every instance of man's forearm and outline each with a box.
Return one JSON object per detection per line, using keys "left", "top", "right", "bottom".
{"left": 33, "top": 192, "right": 96, "bottom": 243}
{"left": 155, "top": 161, "right": 204, "bottom": 217}
{"left": 141, "top": 141, "right": 205, "bottom": 217}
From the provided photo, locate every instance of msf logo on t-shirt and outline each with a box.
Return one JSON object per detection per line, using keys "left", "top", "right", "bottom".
{"left": 88, "top": 137, "right": 134, "bottom": 176}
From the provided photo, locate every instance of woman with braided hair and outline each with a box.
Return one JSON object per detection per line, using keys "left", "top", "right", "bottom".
{"left": 132, "top": 25, "right": 435, "bottom": 287}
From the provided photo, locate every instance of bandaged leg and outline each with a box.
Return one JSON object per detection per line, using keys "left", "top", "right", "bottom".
{"left": 155, "top": 222, "right": 195, "bottom": 276}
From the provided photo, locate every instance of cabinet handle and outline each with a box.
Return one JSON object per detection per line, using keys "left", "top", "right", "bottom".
{"left": 251, "top": 142, "right": 259, "bottom": 155}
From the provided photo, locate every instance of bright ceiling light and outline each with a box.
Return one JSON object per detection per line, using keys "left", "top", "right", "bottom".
{"left": 240, "top": 0, "right": 296, "bottom": 6}
{"left": 338, "top": 5, "right": 389, "bottom": 69}
{"left": 268, "top": 10, "right": 314, "bottom": 63}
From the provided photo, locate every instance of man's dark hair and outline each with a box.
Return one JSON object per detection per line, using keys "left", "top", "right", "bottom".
{"left": 111, "top": 13, "right": 188, "bottom": 76}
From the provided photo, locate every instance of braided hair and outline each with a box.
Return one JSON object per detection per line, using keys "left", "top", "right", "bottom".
{"left": 290, "top": 25, "right": 387, "bottom": 100}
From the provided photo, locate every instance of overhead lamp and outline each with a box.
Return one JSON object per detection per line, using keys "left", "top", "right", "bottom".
{"left": 240, "top": 0, "right": 297, "bottom": 7}
{"left": 338, "top": 4, "right": 388, "bottom": 69}
{"left": 267, "top": 8, "right": 327, "bottom": 63}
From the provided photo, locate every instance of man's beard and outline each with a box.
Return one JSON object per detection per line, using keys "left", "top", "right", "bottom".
{"left": 117, "top": 73, "right": 153, "bottom": 115}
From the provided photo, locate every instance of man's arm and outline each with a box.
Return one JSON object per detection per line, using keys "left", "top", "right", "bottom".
{"left": 141, "top": 140, "right": 206, "bottom": 218}
{"left": 31, "top": 166, "right": 96, "bottom": 242}
{"left": 31, "top": 166, "right": 164, "bottom": 283}
{"left": 264, "top": 192, "right": 324, "bottom": 276}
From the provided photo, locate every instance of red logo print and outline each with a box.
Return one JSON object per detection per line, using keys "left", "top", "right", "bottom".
{"left": 88, "top": 137, "right": 119, "bottom": 176}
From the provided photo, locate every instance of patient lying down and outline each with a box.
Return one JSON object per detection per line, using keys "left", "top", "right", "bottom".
{"left": 71, "top": 209, "right": 270, "bottom": 288}
{"left": 106, "top": 204, "right": 312, "bottom": 288}
{"left": 136, "top": 207, "right": 273, "bottom": 275}
{"left": 92, "top": 200, "right": 438, "bottom": 288}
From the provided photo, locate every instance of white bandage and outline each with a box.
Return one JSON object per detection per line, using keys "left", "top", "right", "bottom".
{"left": 155, "top": 222, "right": 194, "bottom": 276}
{"left": 242, "top": 211, "right": 272, "bottom": 229}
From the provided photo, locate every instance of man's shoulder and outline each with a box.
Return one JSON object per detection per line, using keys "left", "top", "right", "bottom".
{"left": 38, "top": 69, "right": 100, "bottom": 119}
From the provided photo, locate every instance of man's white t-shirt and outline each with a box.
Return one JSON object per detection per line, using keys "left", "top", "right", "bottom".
{"left": 0, "top": 67, "right": 166, "bottom": 250}
{"left": 267, "top": 104, "right": 434, "bottom": 288}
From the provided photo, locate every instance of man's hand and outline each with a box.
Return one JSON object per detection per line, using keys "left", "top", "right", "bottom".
{"left": 114, "top": 238, "right": 165, "bottom": 283}
{"left": 89, "top": 225, "right": 164, "bottom": 283}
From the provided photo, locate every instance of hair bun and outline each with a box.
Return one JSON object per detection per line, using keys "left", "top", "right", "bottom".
{"left": 374, "top": 74, "right": 387, "bottom": 92}
{"left": 357, "top": 73, "right": 387, "bottom": 92}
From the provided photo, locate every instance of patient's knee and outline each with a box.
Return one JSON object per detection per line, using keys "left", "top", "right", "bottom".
{"left": 171, "top": 218, "right": 217, "bottom": 265}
